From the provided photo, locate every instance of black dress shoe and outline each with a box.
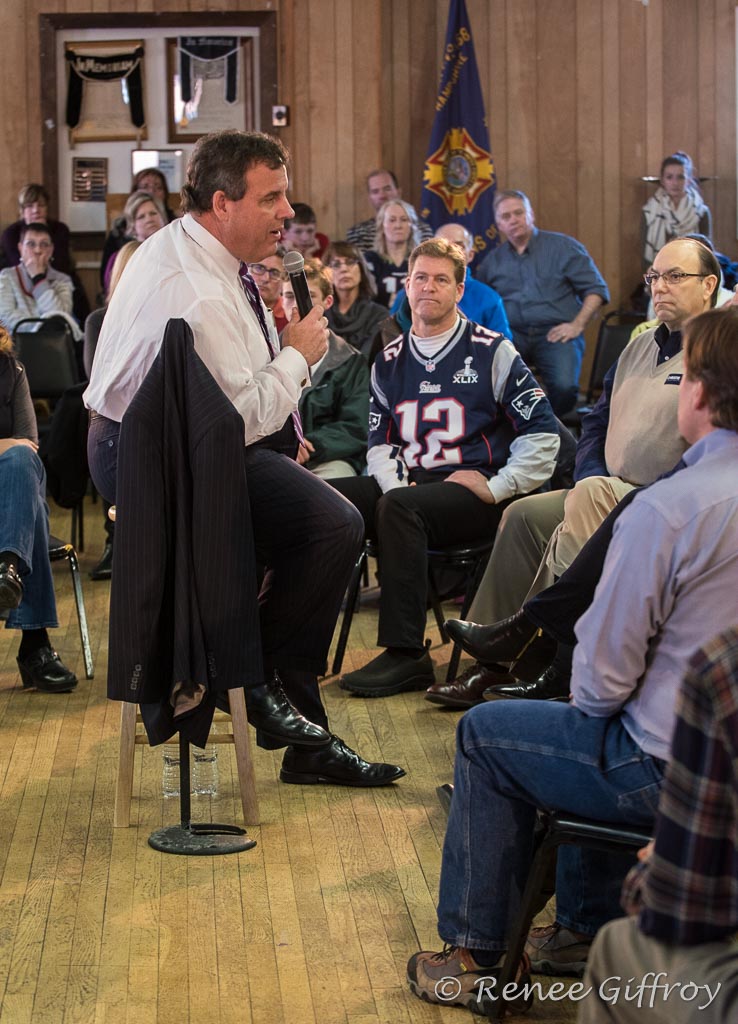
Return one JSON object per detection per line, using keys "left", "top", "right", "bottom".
{"left": 0, "top": 561, "right": 23, "bottom": 612}
{"left": 280, "top": 735, "right": 405, "bottom": 786}
{"left": 244, "top": 675, "right": 330, "bottom": 748}
{"left": 17, "top": 646, "right": 78, "bottom": 693}
{"left": 89, "top": 543, "right": 113, "bottom": 581}
{"left": 425, "top": 662, "right": 514, "bottom": 709}
{"left": 483, "top": 664, "right": 570, "bottom": 702}
{"left": 436, "top": 783, "right": 453, "bottom": 815}
{"left": 445, "top": 611, "right": 556, "bottom": 678}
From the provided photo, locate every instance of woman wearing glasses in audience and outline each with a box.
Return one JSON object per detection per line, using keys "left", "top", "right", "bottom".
{"left": 364, "top": 199, "right": 423, "bottom": 308}
{"left": 323, "top": 241, "right": 388, "bottom": 359}
{"left": 248, "top": 253, "right": 288, "bottom": 333}
{"left": 0, "top": 222, "right": 81, "bottom": 340}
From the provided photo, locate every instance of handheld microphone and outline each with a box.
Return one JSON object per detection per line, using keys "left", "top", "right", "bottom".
{"left": 282, "top": 250, "right": 314, "bottom": 319}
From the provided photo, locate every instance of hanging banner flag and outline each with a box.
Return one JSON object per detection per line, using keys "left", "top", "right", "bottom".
{"left": 420, "top": 0, "right": 498, "bottom": 257}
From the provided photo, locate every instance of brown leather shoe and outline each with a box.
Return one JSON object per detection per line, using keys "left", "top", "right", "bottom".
{"left": 425, "top": 662, "right": 515, "bottom": 709}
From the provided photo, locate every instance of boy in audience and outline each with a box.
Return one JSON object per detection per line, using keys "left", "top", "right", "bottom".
{"left": 282, "top": 202, "right": 329, "bottom": 260}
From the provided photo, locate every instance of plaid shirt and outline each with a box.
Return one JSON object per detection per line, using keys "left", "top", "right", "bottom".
{"left": 621, "top": 626, "right": 738, "bottom": 944}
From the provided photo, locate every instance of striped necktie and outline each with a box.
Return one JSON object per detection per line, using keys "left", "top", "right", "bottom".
{"left": 238, "top": 264, "right": 304, "bottom": 445}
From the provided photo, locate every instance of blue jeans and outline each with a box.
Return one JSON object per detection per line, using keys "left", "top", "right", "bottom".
{"left": 0, "top": 445, "right": 57, "bottom": 630}
{"left": 512, "top": 329, "right": 584, "bottom": 415}
{"left": 437, "top": 700, "right": 663, "bottom": 953}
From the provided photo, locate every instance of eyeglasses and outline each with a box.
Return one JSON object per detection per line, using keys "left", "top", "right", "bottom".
{"left": 249, "top": 264, "right": 283, "bottom": 281}
{"left": 22, "top": 240, "right": 52, "bottom": 250}
{"left": 643, "top": 271, "right": 706, "bottom": 287}
{"left": 329, "top": 258, "right": 359, "bottom": 270}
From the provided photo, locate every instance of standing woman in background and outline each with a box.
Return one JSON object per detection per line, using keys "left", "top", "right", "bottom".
{"left": 642, "top": 152, "right": 712, "bottom": 269}
{"left": 364, "top": 199, "right": 423, "bottom": 308}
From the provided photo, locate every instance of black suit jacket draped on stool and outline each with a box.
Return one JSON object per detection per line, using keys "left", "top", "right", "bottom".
{"left": 108, "top": 318, "right": 263, "bottom": 747}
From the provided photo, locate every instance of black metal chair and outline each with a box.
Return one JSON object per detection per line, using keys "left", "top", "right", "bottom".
{"left": 14, "top": 319, "right": 87, "bottom": 549}
{"left": 48, "top": 535, "right": 94, "bottom": 680}
{"left": 561, "top": 310, "right": 646, "bottom": 434}
{"left": 331, "top": 536, "right": 495, "bottom": 681}
{"left": 12, "top": 317, "right": 80, "bottom": 406}
{"left": 489, "top": 810, "right": 652, "bottom": 1019}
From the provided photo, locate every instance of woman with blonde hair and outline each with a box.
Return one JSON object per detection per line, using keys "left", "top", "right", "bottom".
{"left": 364, "top": 199, "right": 423, "bottom": 307}
{"left": 0, "top": 325, "right": 77, "bottom": 692}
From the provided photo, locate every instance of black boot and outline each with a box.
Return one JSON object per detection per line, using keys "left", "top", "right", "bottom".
{"left": 0, "top": 556, "right": 23, "bottom": 612}
{"left": 244, "top": 673, "right": 330, "bottom": 748}
{"left": 445, "top": 609, "right": 556, "bottom": 675}
{"left": 89, "top": 542, "right": 113, "bottom": 581}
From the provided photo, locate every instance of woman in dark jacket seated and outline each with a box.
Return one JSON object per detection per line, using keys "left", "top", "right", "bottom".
{"left": 0, "top": 326, "right": 77, "bottom": 693}
{"left": 323, "top": 241, "right": 387, "bottom": 360}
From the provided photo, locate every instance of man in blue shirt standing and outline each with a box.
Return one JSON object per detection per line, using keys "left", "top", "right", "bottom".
{"left": 477, "top": 189, "right": 609, "bottom": 414}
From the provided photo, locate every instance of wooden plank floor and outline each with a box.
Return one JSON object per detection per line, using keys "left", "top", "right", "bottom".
{"left": 0, "top": 496, "right": 580, "bottom": 1024}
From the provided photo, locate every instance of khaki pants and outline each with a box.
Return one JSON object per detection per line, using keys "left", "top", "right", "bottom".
{"left": 578, "top": 916, "right": 738, "bottom": 1024}
{"left": 468, "top": 477, "right": 633, "bottom": 626}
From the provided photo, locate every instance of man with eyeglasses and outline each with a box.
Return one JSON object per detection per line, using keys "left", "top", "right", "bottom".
{"left": 248, "top": 252, "right": 288, "bottom": 332}
{"left": 0, "top": 222, "right": 81, "bottom": 339}
{"left": 429, "top": 237, "right": 720, "bottom": 710}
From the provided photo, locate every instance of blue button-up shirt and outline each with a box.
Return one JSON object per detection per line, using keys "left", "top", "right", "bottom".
{"left": 476, "top": 228, "right": 609, "bottom": 333}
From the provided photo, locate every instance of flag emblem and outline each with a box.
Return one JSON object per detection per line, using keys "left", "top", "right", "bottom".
{"left": 424, "top": 127, "right": 494, "bottom": 216}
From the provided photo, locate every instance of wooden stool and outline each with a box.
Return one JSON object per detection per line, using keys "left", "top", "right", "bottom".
{"left": 114, "top": 687, "right": 259, "bottom": 828}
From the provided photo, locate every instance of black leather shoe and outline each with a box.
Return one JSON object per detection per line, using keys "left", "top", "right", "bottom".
{"left": 89, "top": 543, "right": 113, "bottom": 581}
{"left": 425, "top": 662, "right": 514, "bottom": 709}
{"left": 244, "top": 675, "right": 330, "bottom": 748}
{"left": 17, "top": 646, "right": 77, "bottom": 693}
{"left": 280, "top": 735, "right": 405, "bottom": 786}
{"left": 339, "top": 647, "right": 435, "bottom": 697}
{"left": 436, "top": 783, "right": 453, "bottom": 815}
{"left": 0, "top": 561, "right": 23, "bottom": 612}
{"left": 445, "top": 611, "right": 556, "bottom": 678}
{"left": 483, "top": 664, "right": 570, "bottom": 702}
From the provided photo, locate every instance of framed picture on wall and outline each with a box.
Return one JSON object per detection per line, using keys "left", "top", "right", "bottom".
{"left": 166, "top": 36, "right": 254, "bottom": 143}
{"left": 65, "top": 40, "right": 148, "bottom": 143}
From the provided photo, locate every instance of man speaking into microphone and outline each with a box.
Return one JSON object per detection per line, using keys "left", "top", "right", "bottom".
{"left": 85, "top": 130, "right": 403, "bottom": 786}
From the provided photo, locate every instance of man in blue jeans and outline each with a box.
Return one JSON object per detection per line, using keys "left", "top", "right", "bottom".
{"left": 406, "top": 305, "right": 738, "bottom": 1013}
{"left": 476, "top": 190, "right": 609, "bottom": 415}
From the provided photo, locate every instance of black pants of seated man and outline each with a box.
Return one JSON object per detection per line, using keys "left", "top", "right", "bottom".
{"left": 525, "top": 486, "right": 641, "bottom": 644}
{"left": 88, "top": 414, "right": 364, "bottom": 747}
{"left": 331, "top": 470, "right": 510, "bottom": 650}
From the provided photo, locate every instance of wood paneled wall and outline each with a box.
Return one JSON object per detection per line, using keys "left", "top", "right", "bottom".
{"left": 0, "top": 0, "right": 734, "bottom": 313}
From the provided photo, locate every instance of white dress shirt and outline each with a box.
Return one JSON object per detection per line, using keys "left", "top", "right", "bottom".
{"left": 83, "top": 214, "right": 309, "bottom": 444}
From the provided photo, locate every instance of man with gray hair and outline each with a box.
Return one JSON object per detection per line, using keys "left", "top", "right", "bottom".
{"left": 346, "top": 168, "right": 432, "bottom": 251}
{"left": 477, "top": 189, "right": 609, "bottom": 414}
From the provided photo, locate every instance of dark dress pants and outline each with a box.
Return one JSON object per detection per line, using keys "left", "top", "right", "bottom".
{"left": 332, "top": 473, "right": 508, "bottom": 650}
{"left": 525, "top": 487, "right": 642, "bottom": 643}
{"left": 88, "top": 414, "right": 364, "bottom": 736}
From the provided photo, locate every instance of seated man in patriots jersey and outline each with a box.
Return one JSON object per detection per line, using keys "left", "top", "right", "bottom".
{"left": 331, "top": 238, "right": 560, "bottom": 697}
